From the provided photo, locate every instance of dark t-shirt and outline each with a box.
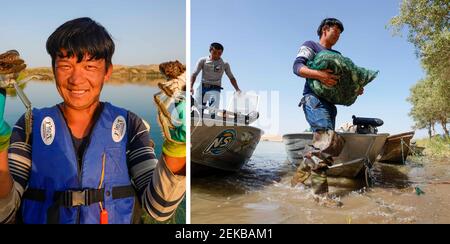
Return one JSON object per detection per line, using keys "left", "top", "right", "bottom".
{"left": 72, "top": 136, "right": 89, "bottom": 169}
{"left": 292, "top": 41, "right": 341, "bottom": 95}
{"left": 59, "top": 103, "right": 103, "bottom": 170}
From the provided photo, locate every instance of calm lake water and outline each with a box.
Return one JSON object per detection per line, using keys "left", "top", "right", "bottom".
{"left": 5, "top": 80, "right": 186, "bottom": 224}
{"left": 192, "top": 141, "right": 450, "bottom": 224}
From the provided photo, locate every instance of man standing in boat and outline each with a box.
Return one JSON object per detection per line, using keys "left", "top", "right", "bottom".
{"left": 191, "top": 42, "right": 241, "bottom": 109}
{"left": 291, "top": 18, "right": 363, "bottom": 203}
{"left": 0, "top": 17, "right": 186, "bottom": 224}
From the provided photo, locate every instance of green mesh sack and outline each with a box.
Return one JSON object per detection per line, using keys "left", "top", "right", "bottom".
{"left": 306, "top": 50, "right": 379, "bottom": 106}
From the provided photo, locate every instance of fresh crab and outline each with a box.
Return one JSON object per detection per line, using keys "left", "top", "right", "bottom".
{"left": 154, "top": 61, "right": 186, "bottom": 144}
{"left": 0, "top": 50, "right": 39, "bottom": 143}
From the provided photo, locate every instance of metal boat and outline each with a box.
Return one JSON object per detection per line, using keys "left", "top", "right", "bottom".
{"left": 283, "top": 116, "right": 389, "bottom": 185}
{"left": 283, "top": 132, "right": 388, "bottom": 179}
{"left": 191, "top": 106, "right": 263, "bottom": 173}
{"left": 378, "top": 131, "right": 415, "bottom": 164}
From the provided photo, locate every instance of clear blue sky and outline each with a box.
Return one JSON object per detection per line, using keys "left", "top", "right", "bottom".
{"left": 0, "top": 0, "right": 185, "bottom": 67}
{"left": 191, "top": 0, "right": 432, "bottom": 138}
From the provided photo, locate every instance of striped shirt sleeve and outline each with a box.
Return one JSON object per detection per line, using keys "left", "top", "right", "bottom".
{"left": 0, "top": 182, "right": 22, "bottom": 224}
{"left": 126, "top": 112, "right": 185, "bottom": 222}
{"left": 293, "top": 41, "right": 317, "bottom": 76}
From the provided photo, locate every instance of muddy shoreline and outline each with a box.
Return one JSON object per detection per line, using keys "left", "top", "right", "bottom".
{"left": 191, "top": 141, "right": 450, "bottom": 224}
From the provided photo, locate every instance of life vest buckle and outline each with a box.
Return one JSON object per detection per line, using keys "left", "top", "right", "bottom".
{"left": 68, "top": 190, "right": 88, "bottom": 207}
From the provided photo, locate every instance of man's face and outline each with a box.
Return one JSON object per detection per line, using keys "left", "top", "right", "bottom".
{"left": 210, "top": 48, "right": 223, "bottom": 60}
{"left": 323, "top": 25, "right": 341, "bottom": 46}
{"left": 54, "top": 51, "right": 112, "bottom": 110}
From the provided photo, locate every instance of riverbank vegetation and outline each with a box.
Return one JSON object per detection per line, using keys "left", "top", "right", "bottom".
{"left": 389, "top": 0, "right": 449, "bottom": 139}
{"left": 415, "top": 136, "right": 450, "bottom": 159}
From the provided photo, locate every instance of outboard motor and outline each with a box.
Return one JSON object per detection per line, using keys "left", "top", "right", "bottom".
{"left": 352, "top": 115, "right": 383, "bottom": 134}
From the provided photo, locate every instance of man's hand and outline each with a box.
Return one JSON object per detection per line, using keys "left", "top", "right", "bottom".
{"left": 155, "top": 61, "right": 187, "bottom": 175}
{"left": 230, "top": 78, "right": 240, "bottom": 93}
{"left": 162, "top": 100, "right": 186, "bottom": 175}
{"left": 190, "top": 73, "right": 197, "bottom": 96}
{"left": 318, "top": 69, "right": 339, "bottom": 87}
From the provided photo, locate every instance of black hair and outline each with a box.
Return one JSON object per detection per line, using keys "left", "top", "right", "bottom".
{"left": 209, "top": 42, "right": 224, "bottom": 52}
{"left": 46, "top": 17, "right": 115, "bottom": 69}
{"left": 317, "top": 18, "right": 344, "bottom": 37}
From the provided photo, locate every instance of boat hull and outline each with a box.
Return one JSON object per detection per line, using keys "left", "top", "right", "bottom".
{"left": 191, "top": 119, "right": 262, "bottom": 172}
{"left": 282, "top": 132, "right": 388, "bottom": 178}
{"left": 379, "top": 131, "right": 415, "bottom": 164}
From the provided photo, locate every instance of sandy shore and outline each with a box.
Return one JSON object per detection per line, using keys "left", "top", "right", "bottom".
{"left": 260, "top": 134, "right": 283, "bottom": 142}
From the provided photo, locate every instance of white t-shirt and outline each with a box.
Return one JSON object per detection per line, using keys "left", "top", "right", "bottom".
{"left": 192, "top": 56, "right": 235, "bottom": 86}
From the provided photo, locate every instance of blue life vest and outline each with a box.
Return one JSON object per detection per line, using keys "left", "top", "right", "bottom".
{"left": 21, "top": 103, "right": 136, "bottom": 224}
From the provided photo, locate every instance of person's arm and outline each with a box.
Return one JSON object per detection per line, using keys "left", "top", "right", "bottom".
{"left": 225, "top": 63, "right": 240, "bottom": 92}
{"left": 298, "top": 67, "right": 339, "bottom": 87}
{"left": 190, "top": 58, "right": 205, "bottom": 95}
{"left": 0, "top": 114, "right": 31, "bottom": 224}
{"left": 126, "top": 112, "right": 185, "bottom": 222}
{"left": 0, "top": 152, "right": 13, "bottom": 199}
{"left": 293, "top": 43, "right": 339, "bottom": 87}
{"left": 0, "top": 89, "right": 12, "bottom": 199}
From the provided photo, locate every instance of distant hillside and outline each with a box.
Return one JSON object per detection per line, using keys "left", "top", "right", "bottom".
{"left": 19, "top": 64, "right": 166, "bottom": 85}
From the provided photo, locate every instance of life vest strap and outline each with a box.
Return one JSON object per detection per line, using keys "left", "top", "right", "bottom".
{"left": 23, "top": 185, "right": 135, "bottom": 207}
{"left": 54, "top": 189, "right": 105, "bottom": 207}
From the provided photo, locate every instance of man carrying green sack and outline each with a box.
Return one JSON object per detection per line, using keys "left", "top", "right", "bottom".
{"left": 292, "top": 18, "right": 378, "bottom": 204}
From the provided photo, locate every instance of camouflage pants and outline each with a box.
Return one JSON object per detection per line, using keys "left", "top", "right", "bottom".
{"left": 291, "top": 130, "right": 344, "bottom": 194}
{"left": 291, "top": 157, "right": 329, "bottom": 194}
{"left": 310, "top": 169, "right": 328, "bottom": 195}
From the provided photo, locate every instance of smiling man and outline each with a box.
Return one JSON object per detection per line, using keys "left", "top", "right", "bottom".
{"left": 0, "top": 17, "right": 185, "bottom": 224}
